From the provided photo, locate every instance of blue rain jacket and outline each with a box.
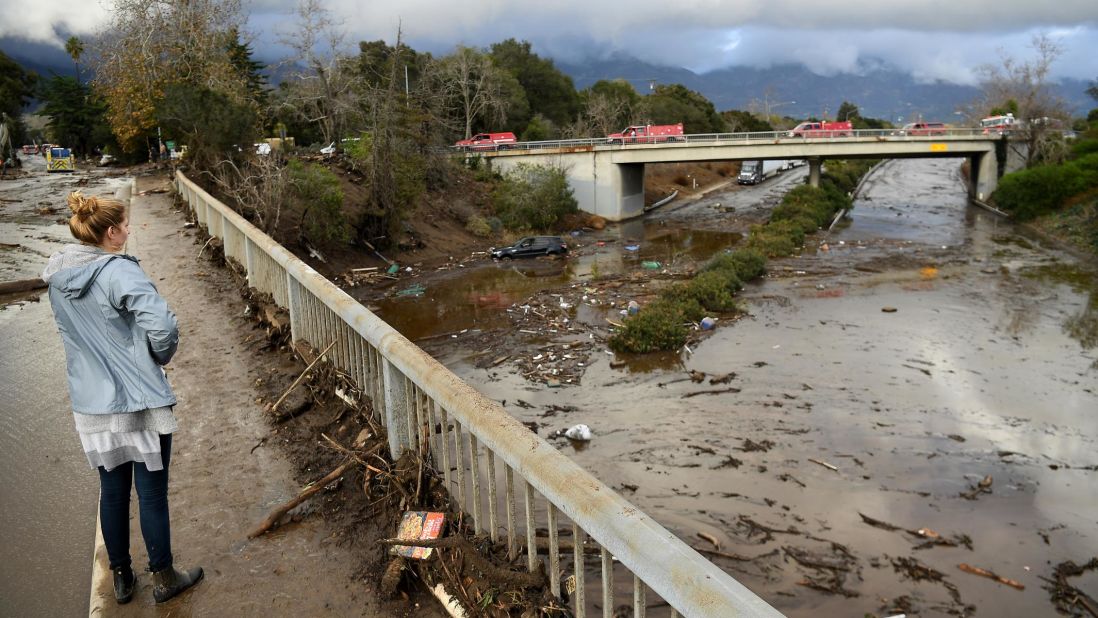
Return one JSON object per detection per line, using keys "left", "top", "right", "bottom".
{"left": 43, "top": 244, "right": 178, "bottom": 414}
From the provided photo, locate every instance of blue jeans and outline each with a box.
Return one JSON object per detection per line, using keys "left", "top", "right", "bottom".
{"left": 97, "top": 433, "right": 173, "bottom": 572}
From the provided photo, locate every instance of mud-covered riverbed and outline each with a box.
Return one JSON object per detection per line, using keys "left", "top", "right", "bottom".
{"left": 384, "top": 158, "right": 1098, "bottom": 616}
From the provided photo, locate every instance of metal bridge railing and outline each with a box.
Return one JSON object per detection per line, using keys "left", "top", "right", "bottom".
{"left": 173, "top": 171, "right": 784, "bottom": 618}
{"left": 455, "top": 127, "right": 993, "bottom": 154}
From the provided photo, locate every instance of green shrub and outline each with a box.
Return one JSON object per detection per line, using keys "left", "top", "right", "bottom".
{"left": 992, "top": 164, "right": 1090, "bottom": 221}
{"left": 288, "top": 160, "right": 347, "bottom": 245}
{"left": 672, "top": 271, "right": 741, "bottom": 312}
{"left": 746, "top": 225, "right": 798, "bottom": 257}
{"left": 704, "top": 249, "right": 766, "bottom": 281}
{"left": 465, "top": 214, "right": 492, "bottom": 237}
{"left": 492, "top": 163, "right": 578, "bottom": 230}
{"left": 609, "top": 299, "right": 692, "bottom": 353}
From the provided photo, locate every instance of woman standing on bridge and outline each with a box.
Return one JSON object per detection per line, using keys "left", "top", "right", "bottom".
{"left": 42, "top": 191, "right": 203, "bottom": 605}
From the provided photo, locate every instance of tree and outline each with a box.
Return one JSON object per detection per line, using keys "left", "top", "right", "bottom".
{"left": 0, "top": 51, "right": 37, "bottom": 146}
{"left": 1086, "top": 80, "right": 1098, "bottom": 103}
{"left": 978, "top": 33, "right": 1071, "bottom": 166}
{"left": 92, "top": 0, "right": 250, "bottom": 153}
{"left": 38, "top": 75, "right": 113, "bottom": 156}
{"left": 490, "top": 39, "right": 579, "bottom": 135}
{"left": 65, "top": 36, "right": 84, "bottom": 82}
{"left": 226, "top": 28, "right": 268, "bottom": 112}
{"left": 437, "top": 46, "right": 510, "bottom": 139}
{"left": 643, "top": 84, "right": 726, "bottom": 134}
{"left": 721, "top": 109, "right": 772, "bottom": 133}
{"left": 836, "top": 101, "right": 860, "bottom": 122}
{"left": 276, "top": 0, "right": 361, "bottom": 148}
{"left": 579, "top": 79, "right": 639, "bottom": 136}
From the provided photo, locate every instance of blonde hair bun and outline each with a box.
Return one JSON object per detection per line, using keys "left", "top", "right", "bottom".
{"left": 67, "top": 192, "right": 99, "bottom": 219}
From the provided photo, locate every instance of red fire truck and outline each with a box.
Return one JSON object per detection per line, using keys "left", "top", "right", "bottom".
{"left": 607, "top": 123, "right": 685, "bottom": 145}
{"left": 788, "top": 121, "right": 853, "bottom": 138}
{"left": 980, "top": 113, "right": 1018, "bottom": 134}
{"left": 454, "top": 132, "right": 517, "bottom": 152}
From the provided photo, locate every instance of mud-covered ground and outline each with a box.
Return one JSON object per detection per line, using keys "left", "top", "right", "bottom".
{"left": 367, "top": 158, "right": 1098, "bottom": 617}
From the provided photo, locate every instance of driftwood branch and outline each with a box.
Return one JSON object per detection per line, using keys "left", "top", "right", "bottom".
{"left": 957, "top": 563, "right": 1024, "bottom": 590}
{"left": 267, "top": 340, "right": 337, "bottom": 415}
{"left": 248, "top": 458, "right": 354, "bottom": 538}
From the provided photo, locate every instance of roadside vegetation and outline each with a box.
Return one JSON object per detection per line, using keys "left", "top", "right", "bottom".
{"left": 990, "top": 76, "right": 1098, "bottom": 254}
{"left": 610, "top": 159, "right": 878, "bottom": 353}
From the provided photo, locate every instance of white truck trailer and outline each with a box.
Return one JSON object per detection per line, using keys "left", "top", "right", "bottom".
{"left": 737, "top": 159, "right": 801, "bottom": 185}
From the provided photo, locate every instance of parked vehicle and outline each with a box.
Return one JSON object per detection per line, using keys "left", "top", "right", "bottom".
{"left": 22, "top": 144, "right": 38, "bottom": 155}
{"left": 320, "top": 142, "right": 336, "bottom": 156}
{"left": 490, "top": 236, "right": 569, "bottom": 259}
{"left": 787, "top": 121, "right": 853, "bottom": 138}
{"left": 737, "top": 160, "right": 794, "bottom": 185}
{"left": 607, "top": 123, "right": 685, "bottom": 145}
{"left": 455, "top": 132, "right": 517, "bottom": 152}
{"left": 980, "top": 113, "right": 1018, "bottom": 134}
{"left": 896, "top": 122, "right": 946, "bottom": 136}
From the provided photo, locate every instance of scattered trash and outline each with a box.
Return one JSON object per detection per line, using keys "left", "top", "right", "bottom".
{"left": 405, "top": 266, "right": 413, "bottom": 272}
{"left": 641, "top": 261, "right": 661, "bottom": 270}
{"left": 700, "top": 317, "right": 717, "bottom": 330}
{"left": 564, "top": 424, "right": 592, "bottom": 441}
{"left": 387, "top": 263, "right": 400, "bottom": 274}
{"left": 627, "top": 300, "right": 640, "bottom": 315}
{"left": 624, "top": 245, "right": 640, "bottom": 252}
{"left": 395, "top": 283, "right": 426, "bottom": 298}
{"left": 390, "top": 511, "right": 446, "bottom": 559}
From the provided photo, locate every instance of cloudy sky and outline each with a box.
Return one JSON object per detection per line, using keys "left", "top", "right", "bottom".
{"left": 3, "top": 0, "right": 1097, "bottom": 85}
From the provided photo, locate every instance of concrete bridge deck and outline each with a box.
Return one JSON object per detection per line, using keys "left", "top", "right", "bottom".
{"left": 478, "top": 129, "right": 1001, "bottom": 220}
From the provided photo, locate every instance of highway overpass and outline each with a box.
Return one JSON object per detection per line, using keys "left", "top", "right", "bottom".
{"left": 475, "top": 129, "right": 1001, "bottom": 220}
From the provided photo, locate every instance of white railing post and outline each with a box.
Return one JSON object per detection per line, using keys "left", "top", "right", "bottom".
{"left": 383, "top": 359, "right": 411, "bottom": 458}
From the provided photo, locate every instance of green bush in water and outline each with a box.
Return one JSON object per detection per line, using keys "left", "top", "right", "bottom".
{"left": 746, "top": 226, "right": 798, "bottom": 257}
{"left": 609, "top": 299, "right": 695, "bottom": 353}
{"left": 705, "top": 249, "right": 767, "bottom": 281}
{"left": 672, "top": 270, "right": 741, "bottom": 312}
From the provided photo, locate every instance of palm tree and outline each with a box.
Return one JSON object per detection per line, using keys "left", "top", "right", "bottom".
{"left": 65, "top": 36, "right": 84, "bottom": 82}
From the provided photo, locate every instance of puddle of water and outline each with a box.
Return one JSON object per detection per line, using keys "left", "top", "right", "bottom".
{"left": 370, "top": 227, "right": 742, "bottom": 341}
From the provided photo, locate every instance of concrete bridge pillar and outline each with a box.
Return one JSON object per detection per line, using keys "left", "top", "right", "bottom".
{"left": 970, "top": 151, "right": 999, "bottom": 202}
{"left": 808, "top": 158, "right": 822, "bottom": 187}
{"left": 491, "top": 154, "right": 646, "bottom": 221}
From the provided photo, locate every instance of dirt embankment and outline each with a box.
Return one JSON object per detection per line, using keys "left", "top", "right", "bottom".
{"left": 263, "top": 156, "right": 742, "bottom": 284}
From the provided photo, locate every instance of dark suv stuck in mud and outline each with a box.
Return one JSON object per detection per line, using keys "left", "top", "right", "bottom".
{"left": 490, "top": 236, "right": 569, "bottom": 259}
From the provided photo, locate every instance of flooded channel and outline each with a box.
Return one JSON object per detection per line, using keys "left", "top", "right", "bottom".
{"left": 381, "top": 158, "right": 1098, "bottom": 616}
{"left": 0, "top": 159, "right": 130, "bottom": 616}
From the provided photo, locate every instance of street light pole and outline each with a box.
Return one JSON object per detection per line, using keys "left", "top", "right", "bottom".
{"left": 764, "top": 99, "right": 796, "bottom": 121}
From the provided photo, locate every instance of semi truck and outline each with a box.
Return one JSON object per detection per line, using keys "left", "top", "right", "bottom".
{"left": 738, "top": 160, "right": 780, "bottom": 185}
{"left": 607, "top": 123, "right": 684, "bottom": 145}
{"left": 788, "top": 121, "right": 853, "bottom": 138}
{"left": 737, "top": 160, "right": 802, "bottom": 185}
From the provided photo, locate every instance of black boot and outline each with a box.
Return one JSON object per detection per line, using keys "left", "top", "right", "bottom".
{"left": 112, "top": 565, "right": 136, "bottom": 604}
{"left": 151, "top": 564, "right": 204, "bottom": 603}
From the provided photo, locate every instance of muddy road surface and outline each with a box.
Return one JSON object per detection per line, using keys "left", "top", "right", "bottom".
{"left": 377, "top": 158, "right": 1097, "bottom": 616}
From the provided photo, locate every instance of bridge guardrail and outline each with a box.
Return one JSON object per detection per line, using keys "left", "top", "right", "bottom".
{"left": 173, "top": 170, "right": 784, "bottom": 618}
{"left": 454, "top": 127, "right": 993, "bottom": 154}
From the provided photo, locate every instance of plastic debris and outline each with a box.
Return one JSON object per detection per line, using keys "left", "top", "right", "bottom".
{"left": 700, "top": 316, "right": 717, "bottom": 330}
{"left": 387, "top": 263, "right": 400, "bottom": 274}
{"left": 624, "top": 245, "right": 640, "bottom": 252}
{"left": 627, "top": 300, "right": 640, "bottom": 315}
{"left": 641, "top": 261, "right": 661, "bottom": 269}
{"left": 564, "top": 424, "right": 592, "bottom": 441}
{"left": 396, "top": 283, "right": 426, "bottom": 297}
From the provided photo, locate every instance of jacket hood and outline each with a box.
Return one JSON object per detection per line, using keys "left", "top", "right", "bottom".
{"left": 42, "top": 244, "right": 136, "bottom": 299}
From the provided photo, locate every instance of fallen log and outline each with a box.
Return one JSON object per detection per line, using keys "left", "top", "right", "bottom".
{"left": 0, "top": 278, "right": 47, "bottom": 295}
{"left": 248, "top": 459, "right": 354, "bottom": 538}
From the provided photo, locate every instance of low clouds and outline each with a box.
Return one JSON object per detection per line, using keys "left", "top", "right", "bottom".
{"left": 3, "top": 0, "right": 1097, "bottom": 84}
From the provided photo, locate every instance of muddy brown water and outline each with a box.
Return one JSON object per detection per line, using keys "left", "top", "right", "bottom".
{"left": 0, "top": 159, "right": 129, "bottom": 616}
{"left": 379, "top": 158, "right": 1098, "bottom": 616}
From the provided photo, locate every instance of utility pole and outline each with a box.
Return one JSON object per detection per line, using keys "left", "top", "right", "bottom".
{"left": 404, "top": 65, "right": 409, "bottom": 96}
